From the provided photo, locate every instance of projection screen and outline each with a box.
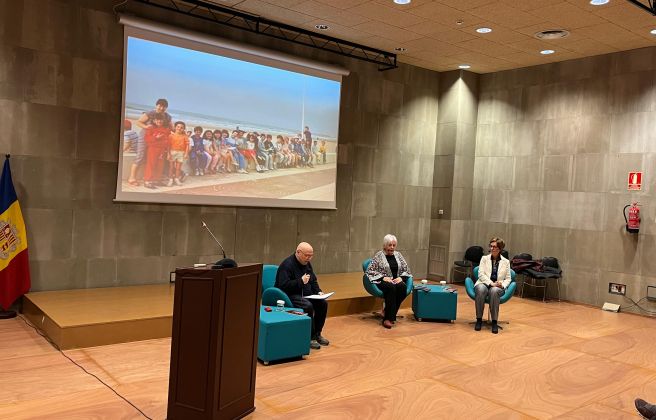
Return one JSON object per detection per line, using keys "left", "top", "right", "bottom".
{"left": 116, "top": 16, "right": 347, "bottom": 209}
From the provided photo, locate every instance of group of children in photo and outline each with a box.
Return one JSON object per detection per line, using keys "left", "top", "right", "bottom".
{"left": 123, "top": 99, "right": 330, "bottom": 189}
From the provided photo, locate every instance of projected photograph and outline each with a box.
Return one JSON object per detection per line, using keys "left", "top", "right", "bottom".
{"left": 118, "top": 36, "right": 341, "bottom": 208}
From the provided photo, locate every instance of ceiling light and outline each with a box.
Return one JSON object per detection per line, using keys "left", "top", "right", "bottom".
{"left": 315, "top": 24, "right": 329, "bottom": 30}
{"left": 394, "top": 47, "right": 407, "bottom": 52}
{"left": 394, "top": 0, "right": 411, "bottom": 4}
{"left": 540, "top": 49, "right": 555, "bottom": 55}
{"left": 476, "top": 27, "right": 492, "bottom": 34}
{"left": 651, "top": 29, "right": 656, "bottom": 35}
{"left": 459, "top": 64, "right": 471, "bottom": 69}
{"left": 590, "top": 0, "right": 609, "bottom": 5}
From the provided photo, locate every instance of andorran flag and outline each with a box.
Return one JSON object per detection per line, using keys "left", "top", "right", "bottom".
{"left": 0, "top": 156, "right": 30, "bottom": 310}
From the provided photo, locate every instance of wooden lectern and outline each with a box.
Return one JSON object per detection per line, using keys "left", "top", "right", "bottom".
{"left": 167, "top": 264, "right": 263, "bottom": 420}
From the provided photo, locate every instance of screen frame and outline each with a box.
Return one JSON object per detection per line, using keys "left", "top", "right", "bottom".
{"left": 115, "top": 16, "right": 346, "bottom": 210}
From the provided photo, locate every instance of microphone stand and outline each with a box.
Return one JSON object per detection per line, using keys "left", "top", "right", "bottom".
{"left": 201, "top": 221, "right": 238, "bottom": 269}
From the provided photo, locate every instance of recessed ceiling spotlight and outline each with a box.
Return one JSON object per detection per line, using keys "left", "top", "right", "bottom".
{"left": 459, "top": 64, "right": 471, "bottom": 69}
{"left": 395, "top": 47, "right": 407, "bottom": 52}
{"left": 590, "top": 0, "right": 609, "bottom": 5}
{"left": 540, "top": 49, "right": 555, "bottom": 55}
{"left": 315, "top": 24, "right": 329, "bottom": 30}
{"left": 476, "top": 27, "right": 492, "bottom": 34}
{"left": 394, "top": 0, "right": 411, "bottom": 4}
{"left": 651, "top": 29, "right": 656, "bottom": 35}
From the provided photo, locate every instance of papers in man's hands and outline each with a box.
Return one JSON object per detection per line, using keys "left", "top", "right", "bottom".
{"left": 304, "top": 291, "right": 335, "bottom": 300}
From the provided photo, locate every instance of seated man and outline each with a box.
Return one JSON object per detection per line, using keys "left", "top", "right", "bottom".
{"left": 275, "top": 242, "right": 329, "bottom": 350}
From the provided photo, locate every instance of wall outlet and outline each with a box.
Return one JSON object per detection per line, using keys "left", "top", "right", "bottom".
{"left": 608, "top": 282, "right": 626, "bottom": 296}
{"left": 648, "top": 285, "right": 656, "bottom": 301}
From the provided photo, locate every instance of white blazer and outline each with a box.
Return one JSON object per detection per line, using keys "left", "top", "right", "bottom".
{"left": 476, "top": 254, "right": 512, "bottom": 289}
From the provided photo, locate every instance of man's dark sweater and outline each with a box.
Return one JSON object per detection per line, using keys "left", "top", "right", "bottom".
{"left": 275, "top": 254, "right": 321, "bottom": 297}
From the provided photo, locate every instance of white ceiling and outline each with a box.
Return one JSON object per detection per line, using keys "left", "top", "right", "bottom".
{"left": 209, "top": 0, "right": 656, "bottom": 73}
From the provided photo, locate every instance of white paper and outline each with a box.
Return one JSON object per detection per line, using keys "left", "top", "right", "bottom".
{"left": 304, "top": 291, "right": 335, "bottom": 300}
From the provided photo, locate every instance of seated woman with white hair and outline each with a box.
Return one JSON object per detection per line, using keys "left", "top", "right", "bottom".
{"left": 365, "top": 234, "right": 412, "bottom": 329}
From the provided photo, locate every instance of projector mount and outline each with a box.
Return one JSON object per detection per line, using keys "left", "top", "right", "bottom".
{"left": 627, "top": 0, "right": 656, "bottom": 16}
{"left": 125, "top": 0, "right": 398, "bottom": 71}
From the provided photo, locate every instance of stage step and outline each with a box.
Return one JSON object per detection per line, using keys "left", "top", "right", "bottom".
{"left": 22, "top": 272, "right": 399, "bottom": 349}
{"left": 23, "top": 284, "right": 175, "bottom": 350}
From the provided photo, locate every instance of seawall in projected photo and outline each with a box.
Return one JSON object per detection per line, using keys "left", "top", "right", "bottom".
{"left": 117, "top": 35, "right": 342, "bottom": 209}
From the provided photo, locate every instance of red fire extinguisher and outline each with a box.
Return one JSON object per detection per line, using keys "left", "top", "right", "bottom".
{"left": 624, "top": 202, "right": 640, "bottom": 233}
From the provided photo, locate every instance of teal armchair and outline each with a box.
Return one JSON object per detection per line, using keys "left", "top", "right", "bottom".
{"left": 465, "top": 266, "right": 516, "bottom": 326}
{"left": 362, "top": 258, "right": 414, "bottom": 299}
{"left": 261, "top": 264, "right": 293, "bottom": 308}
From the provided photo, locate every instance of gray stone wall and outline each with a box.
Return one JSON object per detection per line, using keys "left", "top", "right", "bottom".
{"left": 430, "top": 70, "right": 478, "bottom": 282}
{"left": 1, "top": 0, "right": 437, "bottom": 291}
{"left": 474, "top": 47, "right": 656, "bottom": 314}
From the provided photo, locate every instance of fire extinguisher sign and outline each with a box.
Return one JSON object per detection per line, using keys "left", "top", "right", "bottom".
{"left": 628, "top": 172, "right": 642, "bottom": 190}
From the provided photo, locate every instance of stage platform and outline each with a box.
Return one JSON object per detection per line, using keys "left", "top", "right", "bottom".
{"left": 22, "top": 272, "right": 402, "bottom": 350}
{"left": 23, "top": 284, "right": 175, "bottom": 350}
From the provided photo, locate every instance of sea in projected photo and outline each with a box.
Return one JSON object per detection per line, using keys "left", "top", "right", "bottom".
{"left": 120, "top": 36, "right": 341, "bottom": 205}
{"left": 124, "top": 103, "right": 337, "bottom": 141}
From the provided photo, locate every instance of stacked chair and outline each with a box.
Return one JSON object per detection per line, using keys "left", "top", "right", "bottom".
{"left": 452, "top": 246, "right": 484, "bottom": 283}
{"left": 519, "top": 257, "right": 562, "bottom": 302}
{"left": 510, "top": 253, "right": 533, "bottom": 296}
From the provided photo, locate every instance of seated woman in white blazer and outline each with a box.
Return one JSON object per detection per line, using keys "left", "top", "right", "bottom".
{"left": 474, "top": 237, "right": 512, "bottom": 334}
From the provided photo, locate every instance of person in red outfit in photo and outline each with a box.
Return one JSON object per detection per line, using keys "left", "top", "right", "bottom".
{"left": 143, "top": 113, "right": 171, "bottom": 189}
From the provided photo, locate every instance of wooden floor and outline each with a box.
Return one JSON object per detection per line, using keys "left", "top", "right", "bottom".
{"left": 3, "top": 286, "right": 656, "bottom": 419}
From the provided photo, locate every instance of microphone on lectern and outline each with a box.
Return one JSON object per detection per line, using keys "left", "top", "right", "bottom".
{"left": 201, "top": 220, "right": 237, "bottom": 269}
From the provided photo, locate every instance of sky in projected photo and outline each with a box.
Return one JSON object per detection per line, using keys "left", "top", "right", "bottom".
{"left": 125, "top": 37, "right": 341, "bottom": 138}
